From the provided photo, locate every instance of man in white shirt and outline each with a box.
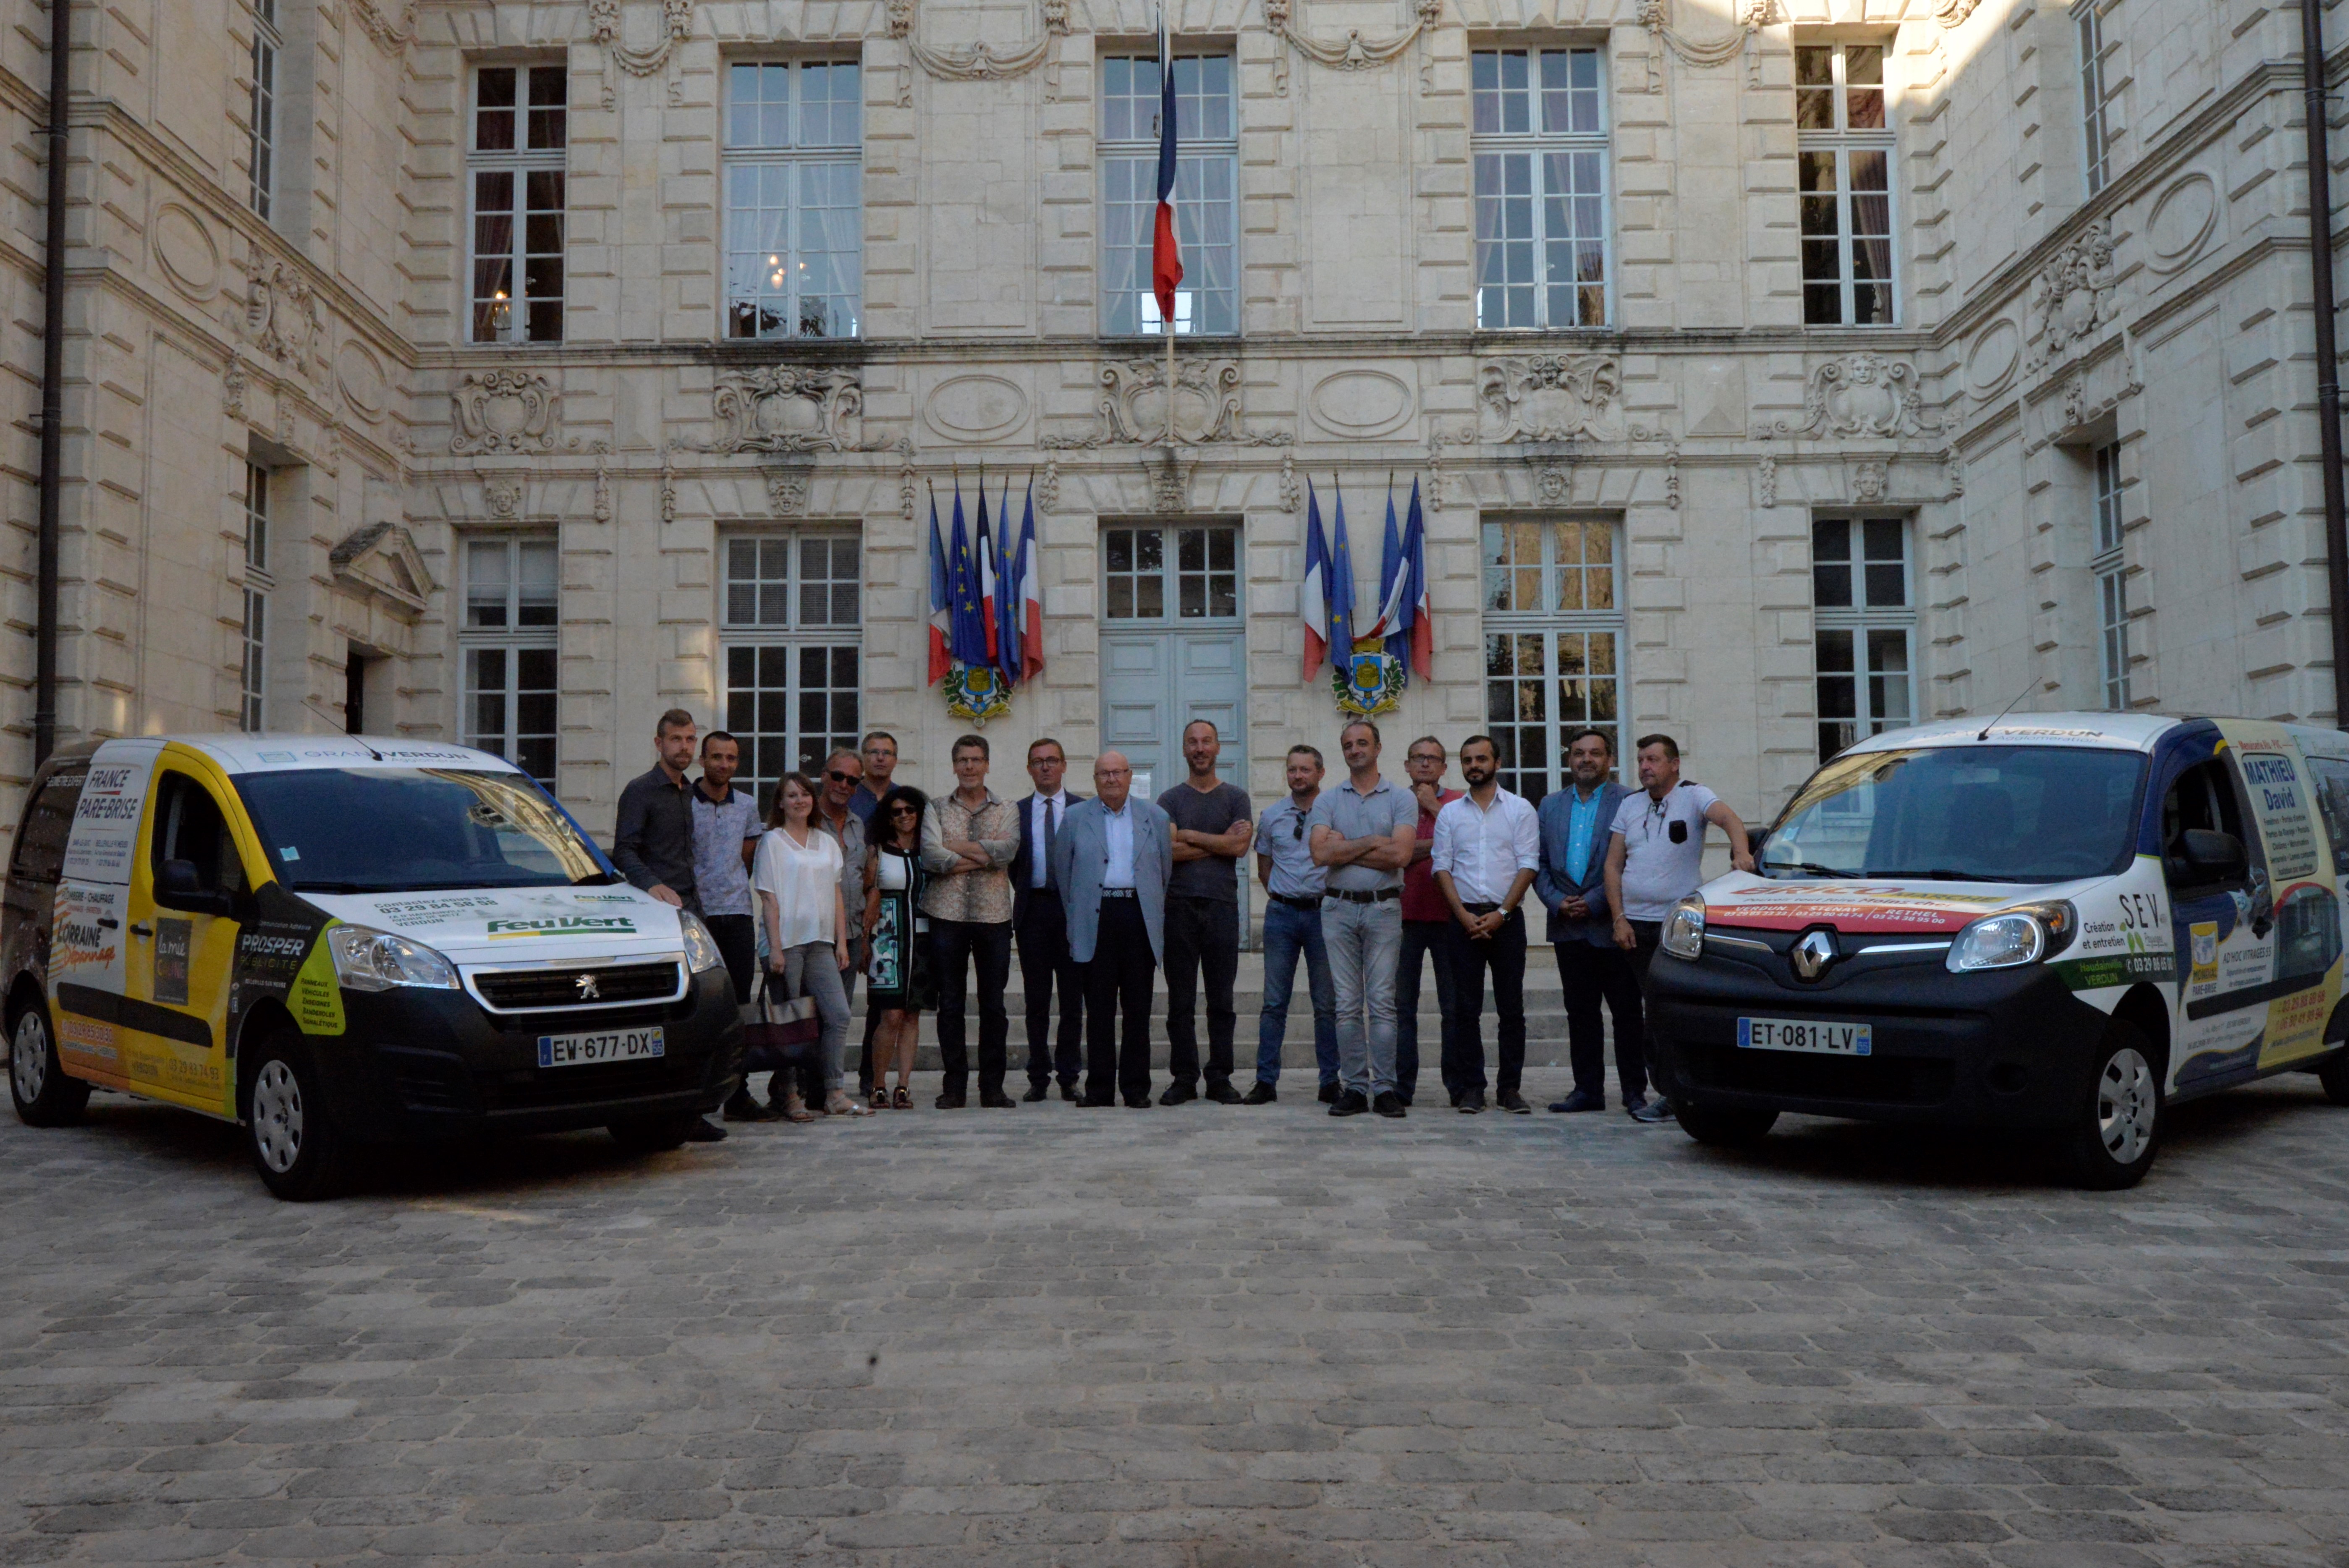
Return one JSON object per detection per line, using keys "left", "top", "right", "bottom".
{"left": 1011, "top": 738, "right": 1087, "bottom": 1102}
{"left": 1052, "top": 752, "right": 1173, "bottom": 1107}
{"left": 1430, "top": 734, "right": 1543, "bottom": 1114}
{"left": 1605, "top": 732, "right": 1756, "bottom": 1124}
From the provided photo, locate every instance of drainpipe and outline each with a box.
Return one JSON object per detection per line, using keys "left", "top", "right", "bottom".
{"left": 31, "top": 0, "right": 70, "bottom": 767}
{"left": 2307, "top": 0, "right": 2349, "bottom": 729}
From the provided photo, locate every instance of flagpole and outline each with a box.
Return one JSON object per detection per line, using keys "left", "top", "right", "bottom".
{"left": 1160, "top": 0, "right": 1176, "bottom": 451}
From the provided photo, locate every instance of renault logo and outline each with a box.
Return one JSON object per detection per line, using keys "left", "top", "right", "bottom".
{"left": 574, "top": 973, "right": 601, "bottom": 1001}
{"left": 1790, "top": 929, "right": 1838, "bottom": 982}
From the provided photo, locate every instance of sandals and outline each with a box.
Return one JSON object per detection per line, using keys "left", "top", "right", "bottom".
{"left": 891, "top": 1086, "right": 911, "bottom": 1111}
{"left": 869, "top": 1086, "right": 890, "bottom": 1111}
{"left": 775, "top": 1091, "right": 818, "bottom": 1124}
{"left": 825, "top": 1091, "right": 874, "bottom": 1118}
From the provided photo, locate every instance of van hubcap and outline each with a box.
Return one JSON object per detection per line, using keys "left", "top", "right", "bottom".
{"left": 251, "top": 1061, "right": 304, "bottom": 1174}
{"left": 2095, "top": 1046, "right": 2157, "bottom": 1165}
{"left": 11, "top": 1013, "right": 48, "bottom": 1104}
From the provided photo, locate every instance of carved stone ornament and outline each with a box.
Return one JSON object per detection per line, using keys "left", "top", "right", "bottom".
{"left": 1037, "top": 456, "right": 1061, "bottom": 514}
{"left": 589, "top": 0, "right": 695, "bottom": 108}
{"left": 245, "top": 256, "right": 322, "bottom": 371}
{"left": 897, "top": 435, "right": 918, "bottom": 521}
{"left": 765, "top": 463, "right": 813, "bottom": 518}
{"left": 349, "top": 0, "right": 416, "bottom": 53}
{"left": 1150, "top": 452, "right": 1192, "bottom": 514}
{"left": 896, "top": 0, "right": 1072, "bottom": 106}
{"left": 1261, "top": 0, "right": 1444, "bottom": 97}
{"left": 328, "top": 521, "right": 434, "bottom": 618}
{"left": 1933, "top": 0, "right": 1982, "bottom": 26}
{"left": 592, "top": 442, "right": 614, "bottom": 524}
{"left": 1537, "top": 462, "right": 1572, "bottom": 505}
{"left": 1943, "top": 445, "right": 1965, "bottom": 498}
{"left": 1041, "top": 359, "right": 1292, "bottom": 449}
{"left": 1766, "top": 353, "right": 1943, "bottom": 440}
{"left": 1849, "top": 458, "right": 1889, "bottom": 505}
{"left": 2027, "top": 218, "right": 2121, "bottom": 374}
{"left": 450, "top": 370, "right": 560, "bottom": 455}
{"left": 1476, "top": 355, "right": 1622, "bottom": 444}
{"left": 1757, "top": 451, "right": 1777, "bottom": 508}
{"left": 695, "top": 366, "right": 866, "bottom": 453}
{"left": 483, "top": 475, "right": 526, "bottom": 521}
{"left": 1280, "top": 452, "right": 1300, "bottom": 514}
{"left": 1638, "top": 0, "right": 1768, "bottom": 91}
{"left": 223, "top": 357, "right": 251, "bottom": 424}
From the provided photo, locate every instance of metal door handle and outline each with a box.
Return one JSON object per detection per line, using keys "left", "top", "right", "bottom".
{"left": 128, "top": 923, "right": 151, "bottom": 938}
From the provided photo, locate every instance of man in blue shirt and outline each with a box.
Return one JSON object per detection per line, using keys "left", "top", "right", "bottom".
{"left": 1246, "top": 744, "right": 1337, "bottom": 1103}
{"left": 1533, "top": 728, "right": 1637, "bottom": 1113}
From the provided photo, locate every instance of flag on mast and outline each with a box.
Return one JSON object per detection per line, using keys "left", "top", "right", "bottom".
{"left": 994, "top": 473, "right": 1021, "bottom": 683}
{"left": 1327, "top": 479, "right": 1357, "bottom": 674}
{"left": 1365, "top": 478, "right": 1409, "bottom": 642}
{"left": 1300, "top": 480, "right": 1331, "bottom": 681}
{"left": 926, "top": 487, "right": 952, "bottom": 684}
{"left": 1401, "top": 479, "right": 1432, "bottom": 681}
{"left": 974, "top": 476, "right": 1000, "bottom": 662}
{"left": 1151, "top": 8, "right": 1184, "bottom": 333}
{"left": 948, "top": 482, "right": 988, "bottom": 667}
{"left": 1015, "top": 479, "right": 1045, "bottom": 682}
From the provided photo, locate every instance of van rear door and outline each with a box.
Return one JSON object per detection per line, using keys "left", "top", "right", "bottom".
{"left": 117, "top": 759, "right": 252, "bottom": 1114}
{"left": 2158, "top": 746, "right": 2277, "bottom": 1093}
{"left": 49, "top": 741, "right": 163, "bottom": 1088}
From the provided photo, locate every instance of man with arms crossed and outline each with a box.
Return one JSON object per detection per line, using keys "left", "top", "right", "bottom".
{"left": 1011, "top": 738, "right": 1086, "bottom": 1102}
{"left": 1247, "top": 744, "right": 1337, "bottom": 1104}
{"left": 1430, "top": 734, "right": 1542, "bottom": 1114}
{"left": 1053, "top": 752, "right": 1173, "bottom": 1108}
{"left": 1605, "top": 733, "right": 1756, "bottom": 1124}
{"left": 611, "top": 708, "right": 725, "bottom": 1142}
{"left": 921, "top": 735, "right": 1021, "bottom": 1109}
{"left": 1157, "top": 720, "right": 1253, "bottom": 1105}
{"left": 1396, "top": 736, "right": 1464, "bottom": 1109}
{"left": 1535, "top": 727, "right": 1637, "bottom": 1114}
{"left": 1309, "top": 720, "right": 1419, "bottom": 1119}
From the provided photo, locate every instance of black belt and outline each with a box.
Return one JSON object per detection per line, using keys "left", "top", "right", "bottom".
{"left": 1464, "top": 901, "right": 1513, "bottom": 915}
{"left": 1326, "top": 887, "right": 1401, "bottom": 905}
{"left": 1100, "top": 887, "right": 1138, "bottom": 900}
{"left": 1269, "top": 892, "right": 1322, "bottom": 911}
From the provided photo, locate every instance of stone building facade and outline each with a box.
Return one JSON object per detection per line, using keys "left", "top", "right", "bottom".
{"left": 2, "top": 0, "right": 2341, "bottom": 856}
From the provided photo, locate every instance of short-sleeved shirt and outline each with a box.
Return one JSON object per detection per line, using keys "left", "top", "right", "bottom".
{"left": 1308, "top": 776, "right": 1418, "bottom": 893}
{"left": 1158, "top": 780, "right": 1252, "bottom": 901}
{"left": 1401, "top": 788, "right": 1464, "bottom": 921}
{"left": 1611, "top": 782, "right": 1722, "bottom": 921}
{"left": 1254, "top": 794, "right": 1328, "bottom": 900}
{"left": 752, "top": 826, "right": 845, "bottom": 948}
{"left": 688, "top": 780, "right": 762, "bottom": 918}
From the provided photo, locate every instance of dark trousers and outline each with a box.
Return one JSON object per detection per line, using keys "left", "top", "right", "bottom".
{"left": 1395, "top": 917, "right": 1458, "bottom": 1105}
{"left": 1445, "top": 906, "right": 1529, "bottom": 1099}
{"left": 1082, "top": 898, "right": 1157, "bottom": 1105}
{"left": 932, "top": 918, "right": 1012, "bottom": 1098}
{"left": 1162, "top": 894, "right": 1239, "bottom": 1089}
{"left": 1554, "top": 938, "right": 1647, "bottom": 1100}
{"left": 1016, "top": 893, "right": 1084, "bottom": 1089}
{"left": 1626, "top": 919, "right": 1663, "bottom": 1098}
{"left": 703, "top": 914, "right": 757, "bottom": 1005}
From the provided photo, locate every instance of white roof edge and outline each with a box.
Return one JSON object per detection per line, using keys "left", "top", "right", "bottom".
{"left": 118, "top": 734, "right": 524, "bottom": 777}
{"left": 1838, "top": 712, "right": 2183, "bottom": 754}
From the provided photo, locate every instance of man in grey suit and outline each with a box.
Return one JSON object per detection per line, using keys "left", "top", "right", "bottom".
{"left": 1051, "top": 751, "right": 1174, "bottom": 1108}
{"left": 1534, "top": 727, "right": 1640, "bottom": 1113}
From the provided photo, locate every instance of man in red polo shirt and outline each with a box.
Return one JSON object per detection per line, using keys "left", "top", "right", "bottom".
{"left": 1396, "top": 736, "right": 1465, "bottom": 1109}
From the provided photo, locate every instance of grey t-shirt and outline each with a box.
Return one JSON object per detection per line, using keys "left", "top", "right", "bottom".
{"left": 1158, "top": 780, "right": 1253, "bottom": 901}
{"left": 1307, "top": 777, "right": 1418, "bottom": 893}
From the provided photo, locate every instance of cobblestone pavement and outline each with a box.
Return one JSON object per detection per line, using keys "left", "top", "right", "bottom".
{"left": 4, "top": 1070, "right": 2348, "bottom": 1567}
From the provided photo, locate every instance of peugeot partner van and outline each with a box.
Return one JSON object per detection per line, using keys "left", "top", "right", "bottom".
{"left": 4, "top": 735, "right": 742, "bottom": 1199}
{"left": 1644, "top": 714, "right": 2349, "bottom": 1188}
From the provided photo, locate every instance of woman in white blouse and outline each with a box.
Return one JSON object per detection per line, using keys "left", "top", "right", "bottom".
{"left": 752, "top": 773, "right": 866, "bottom": 1119}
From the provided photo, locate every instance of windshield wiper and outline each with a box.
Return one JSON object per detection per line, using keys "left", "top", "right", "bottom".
{"left": 571, "top": 869, "right": 626, "bottom": 887}
{"left": 1876, "top": 868, "right": 2013, "bottom": 882}
{"left": 1763, "top": 860, "right": 1858, "bottom": 879}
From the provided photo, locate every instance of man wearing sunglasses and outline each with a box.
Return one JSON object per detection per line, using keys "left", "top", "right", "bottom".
{"left": 812, "top": 749, "right": 875, "bottom": 1097}
{"left": 1247, "top": 744, "right": 1336, "bottom": 1104}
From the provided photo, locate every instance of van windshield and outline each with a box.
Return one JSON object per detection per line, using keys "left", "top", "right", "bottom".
{"left": 1762, "top": 745, "right": 2147, "bottom": 883}
{"left": 233, "top": 768, "right": 618, "bottom": 893}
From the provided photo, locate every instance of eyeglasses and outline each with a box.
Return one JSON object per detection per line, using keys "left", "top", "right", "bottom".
{"left": 889, "top": 804, "right": 919, "bottom": 817}
{"left": 827, "top": 770, "right": 858, "bottom": 785}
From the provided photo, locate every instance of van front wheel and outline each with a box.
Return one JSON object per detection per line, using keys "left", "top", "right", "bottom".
{"left": 245, "top": 1035, "right": 349, "bottom": 1201}
{"left": 608, "top": 1114, "right": 695, "bottom": 1154}
{"left": 2063, "top": 1024, "right": 2162, "bottom": 1191}
{"left": 1676, "top": 1099, "right": 1778, "bottom": 1147}
{"left": 10, "top": 1001, "right": 89, "bottom": 1128}
{"left": 2317, "top": 1049, "right": 2349, "bottom": 1107}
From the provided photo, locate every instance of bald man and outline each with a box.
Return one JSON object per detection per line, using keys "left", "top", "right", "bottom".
{"left": 1051, "top": 751, "right": 1175, "bottom": 1108}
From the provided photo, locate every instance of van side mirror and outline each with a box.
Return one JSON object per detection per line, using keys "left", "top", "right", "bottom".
{"left": 155, "top": 858, "right": 237, "bottom": 919}
{"left": 2178, "top": 829, "right": 2248, "bottom": 884}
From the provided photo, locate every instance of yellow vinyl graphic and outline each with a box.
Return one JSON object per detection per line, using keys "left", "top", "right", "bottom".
{"left": 2219, "top": 726, "right": 2341, "bottom": 1071}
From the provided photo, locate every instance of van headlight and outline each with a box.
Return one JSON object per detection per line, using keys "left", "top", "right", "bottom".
{"left": 1661, "top": 894, "right": 1706, "bottom": 960}
{"left": 678, "top": 911, "right": 727, "bottom": 974}
{"left": 327, "top": 924, "right": 460, "bottom": 991}
{"left": 1946, "top": 902, "right": 2076, "bottom": 973}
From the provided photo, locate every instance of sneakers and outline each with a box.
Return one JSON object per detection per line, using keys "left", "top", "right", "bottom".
{"left": 1548, "top": 1089, "right": 1606, "bottom": 1113}
{"left": 1160, "top": 1083, "right": 1199, "bottom": 1106}
{"left": 1629, "top": 1096, "right": 1676, "bottom": 1124}
{"left": 1455, "top": 1092, "right": 1486, "bottom": 1115}
{"left": 1205, "top": 1081, "right": 1245, "bottom": 1105}
{"left": 1372, "top": 1091, "right": 1407, "bottom": 1119}
{"left": 1496, "top": 1091, "right": 1532, "bottom": 1115}
{"left": 1328, "top": 1089, "right": 1370, "bottom": 1117}
{"left": 1021, "top": 1083, "right": 1050, "bottom": 1103}
{"left": 1241, "top": 1081, "right": 1278, "bottom": 1105}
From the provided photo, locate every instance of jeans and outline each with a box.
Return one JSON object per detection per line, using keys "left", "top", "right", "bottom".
{"left": 1395, "top": 918, "right": 1458, "bottom": 1105}
{"left": 1256, "top": 898, "right": 1337, "bottom": 1086}
{"left": 1322, "top": 896, "right": 1403, "bottom": 1097}
{"left": 1163, "top": 895, "right": 1240, "bottom": 1089}
{"left": 772, "top": 942, "right": 851, "bottom": 1092}
{"left": 932, "top": 919, "right": 1013, "bottom": 1098}
{"left": 1016, "top": 893, "right": 1084, "bottom": 1089}
{"left": 1445, "top": 906, "right": 1528, "bottom": 1099}
{"left": 1554, "top": 939, "right": 1647, "bottom": 1100}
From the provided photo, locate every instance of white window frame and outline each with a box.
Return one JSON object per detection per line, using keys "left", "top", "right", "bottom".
{"left": 719, "top": 531, "right": 864, "bottom": 811}
{"left": 1470, "top": 46, "right": 1612, "bottom": 331}
{"left": 2092, "top": 442, "right": 2132, "bottom": 709}
{"left": 722, "top": 59, "right": 864, "bottom": 341}
{"left": 460, "top": 536, "right": 560, "bottom": 787}
{"left": 467, "top": 63, "right": 568, "bottom": 345}
{"left": 1098, "top": 53, "right": 1240, "bottom": 338}
{"left": 1812, "top": 515, "right": 1915, "bottom": 762}
{"left": 1100, "top": 522, "right": 1242, "bottom": 625}
{"left": 2077, "top": 1, "right": 2117, "bottom": 196}
{"left": 1480, "top": 517, "right": 1626, "bottom": 805}
{"left": 249, "top": 0, "right": 279, "bottom": 220}
{"left": 239, "top": 462, "right": 273, "bottom": 732}
{"left": 1794, "top": 40, "right": 1897, "bottom": 327}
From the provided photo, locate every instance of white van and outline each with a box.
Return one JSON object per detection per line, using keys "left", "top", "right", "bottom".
{"left": 1645, "top": 713, "right": 2349, "bottom": 1187}
{"left": 4, "top": 735, "right": 742, "bottom": 1198}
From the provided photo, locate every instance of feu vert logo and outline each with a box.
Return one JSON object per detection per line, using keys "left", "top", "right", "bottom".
{"left": 485, "top": 916, "right": 639, "bottom": 939}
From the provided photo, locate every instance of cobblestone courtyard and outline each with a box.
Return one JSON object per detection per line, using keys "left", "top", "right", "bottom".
{"left": 3, "top": 1070, "right": 2347, "bottom": 1566}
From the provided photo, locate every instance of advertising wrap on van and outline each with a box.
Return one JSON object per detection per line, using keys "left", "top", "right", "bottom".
{"left": 295, "top": 885, "right": 681, "bottom": 963}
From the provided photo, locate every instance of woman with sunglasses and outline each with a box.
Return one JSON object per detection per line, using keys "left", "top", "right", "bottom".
{"left": 862, "top": 784, "right": 935, "bottom": 1109}
{"left": 753, "top": 772, "right": 868, "bottom": 1120}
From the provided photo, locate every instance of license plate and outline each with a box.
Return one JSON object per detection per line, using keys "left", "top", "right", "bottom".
{"left": 1737, "top": 1017, "right": 1872, "bottom": 1056}
{"left": 537, "top": 1026, "right": 665, "bottom": 1069}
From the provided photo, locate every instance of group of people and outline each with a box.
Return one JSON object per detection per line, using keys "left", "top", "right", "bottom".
{"left": 606, "top": 709, "right": 1755, "bottom": 1142}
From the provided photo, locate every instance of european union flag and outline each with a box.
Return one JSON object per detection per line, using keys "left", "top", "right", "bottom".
{"left": 948, "top": 483, "right": 989, "bottom": 667}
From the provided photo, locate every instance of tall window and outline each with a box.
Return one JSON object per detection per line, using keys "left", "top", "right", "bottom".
{"left": 723, "top": 61, "right": 862, "bottom": 340}
{"left": 240, "top": 463, "right": 272, "bottom": 732}
{"left": 469, "top": 64, "right": 567, "bottom": 343}
{"left": 1471, "top": 48, "right": 1609, "bottom": 330}
{"left": 1813, "top": 517, "right": 1913, "bottom": 761}
{"left": 1103, "top": 524, "right": 1239, "bottom": 621}
{"left": 1794, "top": 42, "right": 1895, "bottom": 326}
{"left": 462, "top": 538, "right": 559, "bottom": 786}
{"left": 721, "top": 534, "right": 862, "bottom": 811}
{"left": 2077, "top": 3, "right": 2116, "bottom": 195}
{"left": 1100, "top": 55, "right": 1238, "bottom": 336}
{"left": 249, "top": 0, "right": 279, "bottom": 219}
{"left": 1482, "top": 519, "right": 1623, "bottom": 805}
{"left": 2092, "top": 442, "right": 2131, "bottom": 709}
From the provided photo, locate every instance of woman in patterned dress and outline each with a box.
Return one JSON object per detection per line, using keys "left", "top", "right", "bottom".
{"left": 862, "top": 785, "right": 935, "bottom": 1110}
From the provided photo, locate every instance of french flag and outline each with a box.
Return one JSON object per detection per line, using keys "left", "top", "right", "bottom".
{"left": 975, "top": 479, "right": 1000, "bottom": 662}
{"left": 1016, "top": 480, "right": 1045, "bottom": 682}
{"left": 1300, "top": 480, "right": 1331, "bottom": 681}
{"left": 1151, "top": 13, "right": 1183, "bottom": 332}
{"left": 1403, "top": 479, "right": 1432, "bottom": 681}
{"left": 926, "top": 487, "right": 951, "bottom": 684}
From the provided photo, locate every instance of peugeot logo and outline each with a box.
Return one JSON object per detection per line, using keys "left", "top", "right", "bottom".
{"left": 1790, "top": 929, "right": 1838, "bottom": 982}
{"left": 574, "top": 973, "right": 601, "bottom": 1001}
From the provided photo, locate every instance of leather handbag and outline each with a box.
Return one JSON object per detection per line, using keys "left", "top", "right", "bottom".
{"left": 740, "top": 969, "right": 819, "bottom": 1073}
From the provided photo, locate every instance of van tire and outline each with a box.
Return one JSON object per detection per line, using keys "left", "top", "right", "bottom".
{"left": 2062, "top": 1021, "right": 2162, "bottom": 1191}
{"left": 244, "top": 1032, "right": 349, "bottom": 1201}
{"left": 607, "top": 1114, "right": 695, "bottom": 1154}
{"left": 2318, "top": 1049, "right": 2349, "bottom": 1107}
{"left": 9, "top": 999, "right": 89, "bottom": 1128}
{"left": 1676, "top": 1099, "right": 1778, "bottom": 1147}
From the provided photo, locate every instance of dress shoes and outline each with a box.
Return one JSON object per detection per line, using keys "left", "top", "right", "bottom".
{"left": 1328, "top": 1089, "right": 1370, "bottom": 1117}
{"left": 686, "top": 1117, "right": 728, "bottom": 1142}
{"left": 1021, "top": 1083, "right": 1050, "bottom": 1103}
{"left": 1060, "top": 1082, "right": 1083, "bottom": 1102}
{"left": 1241, "top": 1081, "right": 1277, "bottom": 1105}
{"left": 934, "top": 1093, "right": 967, "bottom": 1110}
{"left": 1317, "top": 1081, "right": 1341, "bottom": 1105}
{"left": 979, "top": 1090, "right": 1019, "bottom": 1109}
{"left": 1548, "top": 1088, "right": 1606, "bottom": 1113}
{"left": 1629, "top": 1096, "right": 1676, "bottom": 1124}
{"left": 1456, "top": 1092, "right": 1486, "bottom": 1115}
{"left": 1496, "top": 1091, "right": 1532, "bottom": 1114}
{"left": 722, "top": 1089, "right": 778, "bottom": 1123}
{"left": 1159, "top": 1082, "right": 1198, "bottom": 1106}
{"left": 1372, "top": 1090, "right": 1406, "bottom": 1119}
{"left": 1123, "top": 1096, "right": 1153, "bottom": 1109}
{"left": 1205, "top": 1081, "right": 1245, "bottom": 1105}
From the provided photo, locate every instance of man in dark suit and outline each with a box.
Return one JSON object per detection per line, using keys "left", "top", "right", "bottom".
{"left": 1010, "top": 737, "right": 1087, "bottom": 1102}
{"left": 1052, "top": 751, "right": 1173, "bottom": 1108}
{"left": 1533, "top": 727, "right": 1639, "bottom": 1113}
